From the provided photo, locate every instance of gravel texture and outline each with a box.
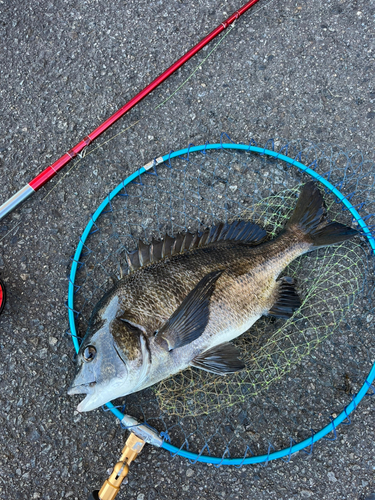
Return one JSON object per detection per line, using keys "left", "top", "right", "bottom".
{"left": 0, "top": 0, "right": 374, "bottom": 499}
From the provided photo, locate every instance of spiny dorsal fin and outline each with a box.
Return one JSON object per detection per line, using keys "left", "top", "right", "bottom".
{"left": 150, "top": 237, "right": 162, "bottom": 262}
{"left": 138, "top": 240, "right": 150, "bottom": 267}
{"left": 125, "top": 220, "right": 267, "bottom": 273}
{"left": 162, "top": 234, "right": 175, "bottom": 258}
{"left": 181, "top": 232, "right": 194, "bottom": 252}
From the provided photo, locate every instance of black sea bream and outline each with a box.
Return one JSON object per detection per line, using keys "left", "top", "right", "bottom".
{"left": 68, "top": 182, "right": 358, "bottom": 412}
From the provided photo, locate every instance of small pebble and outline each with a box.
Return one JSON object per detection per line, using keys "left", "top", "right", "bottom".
{"left": 327, "top": 472, "right": 337, "bottom": 482}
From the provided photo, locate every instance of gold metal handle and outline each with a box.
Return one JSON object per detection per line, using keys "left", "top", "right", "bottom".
{"left": 97, "top": 433, "right": 145, "bottom": 500}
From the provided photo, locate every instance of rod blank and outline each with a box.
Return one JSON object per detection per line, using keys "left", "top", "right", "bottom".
{"left": 0, "top": 0, "right": 261, "bottom": 221}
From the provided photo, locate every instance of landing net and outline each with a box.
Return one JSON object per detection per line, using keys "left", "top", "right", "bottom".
{"left": 68, "top": 138, "right": 375, "bottom": 463}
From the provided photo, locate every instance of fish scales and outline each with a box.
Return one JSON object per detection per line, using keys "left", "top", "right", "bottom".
{"left": 113, "top": 234, "right": 305, "bottom": 346}
{"left": 68, "top": 182, "right": 358, "bottom": 412}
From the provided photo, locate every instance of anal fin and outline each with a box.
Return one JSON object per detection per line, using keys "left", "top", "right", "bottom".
{"left": 190, "top": 342, "right": 245, "bottom": 375}
{"left": 268, "top": 276, "right": 301, "bottom": 319}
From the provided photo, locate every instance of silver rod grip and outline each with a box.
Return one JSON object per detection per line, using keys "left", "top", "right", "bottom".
{"left": 0, "top": 184, "right": 35, "bottom": 221}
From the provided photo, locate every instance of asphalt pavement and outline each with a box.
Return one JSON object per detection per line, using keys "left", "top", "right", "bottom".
{"left": 0, "top": 0, "right": 374, "bottom": 499}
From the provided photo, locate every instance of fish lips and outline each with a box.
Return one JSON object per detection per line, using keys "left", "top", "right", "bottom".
{"left": 67, "top": 378, "right": 106, "bottom": 412}
{"left": 71, "top": 377, "right": 128, "bottom": 412}
{"left": 67, "top": 380, "right": 100, "bottom": 412}
{"left": 67, "top": 380, "right": 96, "bottom": 396}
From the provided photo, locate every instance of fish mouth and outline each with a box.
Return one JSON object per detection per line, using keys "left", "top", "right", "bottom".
{"left": 68, "top": 381, "right": 102, "bottom": 412}
{"left": 75, "top": 384, "right": 118, "bottom": 413}
{"left": 67, "top": 381, "right": 96, "bottom": 396}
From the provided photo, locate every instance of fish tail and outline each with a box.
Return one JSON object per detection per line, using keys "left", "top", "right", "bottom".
{"left": 285, "top": 181, "right": 358, "bottom": 248}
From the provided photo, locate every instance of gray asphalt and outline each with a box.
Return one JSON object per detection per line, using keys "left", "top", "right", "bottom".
{"left": 0, "top": 0, "right": 374, "bottom": 499}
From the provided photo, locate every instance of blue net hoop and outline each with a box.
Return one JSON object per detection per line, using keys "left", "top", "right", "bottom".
{"left": 68, "top": 141, "right": 375, "bottom": 465}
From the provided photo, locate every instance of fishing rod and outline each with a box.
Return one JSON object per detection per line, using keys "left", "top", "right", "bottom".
{"left": 0, "top": 278, "right": 6, "bottom": 315}
{"left": 0, "top": 0, "right": 261, "bottom": 223}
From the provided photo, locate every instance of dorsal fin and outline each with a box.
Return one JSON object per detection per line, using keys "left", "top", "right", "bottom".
{"left": 138, "top": 240, "right": 150, "bottom": 267}
{"left": 150, "top": 237, "right": 162, "bottom": 262}
{"left": 125, "top": 220, "right": 267, "bottom": 273}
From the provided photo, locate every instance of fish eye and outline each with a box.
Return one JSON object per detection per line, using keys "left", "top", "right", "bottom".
{"left": 83, "top": 345, "right": 96, "bottom": 362}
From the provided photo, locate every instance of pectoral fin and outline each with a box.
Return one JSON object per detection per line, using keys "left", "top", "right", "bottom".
{"left": 156, "top": 270, "right": 223, "bottom": 351}
{"left": 190, "top": 343, "right": 245, "bottom": 374}
{"left": 268, "top": 276, "right": 301, "bottom": 319}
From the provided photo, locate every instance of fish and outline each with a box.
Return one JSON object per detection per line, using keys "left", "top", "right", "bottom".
{"left": 68, "top": 182, "right": 358, "bottom": 412}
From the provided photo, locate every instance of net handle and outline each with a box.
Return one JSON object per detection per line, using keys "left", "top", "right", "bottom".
{"left": 68, "top": 142, "right": 375, "bottom": 464}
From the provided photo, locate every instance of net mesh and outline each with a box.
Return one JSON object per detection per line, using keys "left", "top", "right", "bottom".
{"left": 69, "top": 138, "right": 375, "bottom": 459}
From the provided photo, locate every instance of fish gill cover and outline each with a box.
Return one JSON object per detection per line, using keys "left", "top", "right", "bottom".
{"left": 68, "top": 139, "right": 374, "bottom": 457}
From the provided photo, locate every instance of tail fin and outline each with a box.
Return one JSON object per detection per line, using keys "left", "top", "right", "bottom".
{"left": 286, "top": 182, "right": 358, "bottom": 248}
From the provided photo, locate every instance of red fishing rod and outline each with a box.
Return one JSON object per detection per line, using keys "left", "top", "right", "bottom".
{"left": 0, "top": 0, "right": 261, "bottom": 222}
{"left": 0, "top": 278, "right": 6, "bottom": 315}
